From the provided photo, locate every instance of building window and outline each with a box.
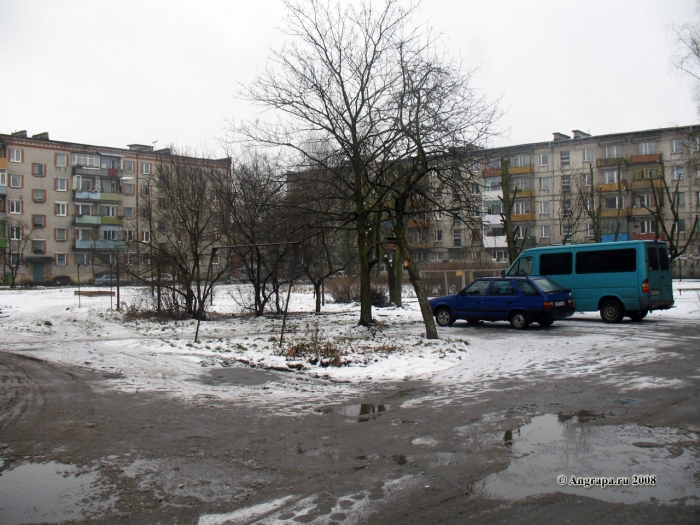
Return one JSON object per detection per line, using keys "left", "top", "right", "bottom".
{"left": 55, "top": 253, "right": 67, "bottom": 266}
{"left": 514, "top": 201, "right": 531, "bottom": 214}
{"left": 514, "top": 178, "right": 532, "bottom": 191}
{"left": 539, "top": 201, "right": 550, "bottom": 214}
{"left": 583, "top": 172, "right": 592, "bottom": 187}
{"left": 33, "top": 240, "right": 46, "bottom": 254}
{"left": 511, "top": 155, "right": 530, "bottom": 168}
{"left": 605, "top": 196, "right": 624, "bottom": 209}
{"left": 491, "top": 249, "right": 507, "bottom": 262}
{"left": 10, "top": 174, "right": 22, "bottom": 188}
{"left": 676, "top": 220, "right": 686, "bottom": 234}
{"left": 561, "top": 175, "right": 571, "bottom": 193}
{"left": 32, "top": 189, "right": 46, "bottom": 203}
{"left": 101, "top": 205, "right": 118, "bottom": 217}
{"left": 55, "top": 153, "right": 68, "bottom": 167}
{"left": 32, "top": 163, "right": 46, "bottom": 177}
{"left": 33, "top": 215, "right": 46, "bottom": 228}
{"left": 55, "top": 228, "right": 67, "bottom": 241}
{"left": 583, "top": 148, "right": 594, "bottom": 162}
{"left": 10, "top": 253, "right": 21, "bottom": 266}
{"left": 673, "top": 192, "right": 685, "bottom": 208}
{"left": 10, "top": 200, "right": 22, "bottom": 214}
{"left": 540, "top": 225, "right": 551, "bottom": 238}
{"left": 75, "top": 203, "right": 93, "bottom": 216}
{"left": 638, "top": 194, "right": 652, "bottom": 208}
{"left": 142, "top": 255, "right": 151, "bottom": 265}
{"left": 76, "top": 253, "right": 91, "bottom": 266}
{"left": 141, "top": 231, "right": 151, "bottom": 243}
{"left": 55, "top": 202, "right": 67, "bottom": 216}
{"left": 141, "top": 208, "right": 150, "bottom": 220}
{"left": 123, "top": 183, "right": 135, "bottom": 196}
{"left": 538, "top": 153, "right": 549, "bottom": 166}
{"left": 124, "top": 230, "right": 135, "bottom": 241}
{"left": 123, "top": 207, "right": 134, "bottom": 218}
{"left": 639, "top": 220, "right": 654, "bottom": 234}
{"left": 0, "top": 169, "right": 6, "bottom": 186}
{"left": 434, "top": 230, "right": 443, "bottom": 242}
{"left": 671, "top": 139, "right": 684, "bottom": 154}
{"left": 560, "top": 151, "right": 570, "bottom": 168}
{"left": 435, "top": 211, "right": 442, "bottom": 220}
{"left": 55, "top": 178, "right": 68, "bottom": 191}
{"left": 603, "top": 170, "right": 618, "bottom": 184}
{"left": 453, "top": 229, "right": 461, "bottom": 247}
{"left": 10, "top": 226, "right": 21, "bottom": 240}
{"left": 539, "top": 177, "right": 550, "bottom": 191}
{"left": 604, "top": 145, "right": 622, "bottom": 158}
{"left": 158, "top": 197, "right": 168, "bottom": 209}
{"left": 141, "top": 162, "right": 151, "bottom": 175}
{"left": 487, "top": 202, "right": 503, "bottom": 215}
{"left": 484, "top": 177, "right": 501, "bottom": 191}
{"left": 672, "top": 166, "right": 684, "bottom": 180}
{"left": 72, "top": 153, "right": 100, "bottom": 168}
{"left": 103, "top": 229, "right": 119, "bottom": 241}
{"left": 140, "top": 184, "right": 150, "bottom": 196}
{"left": 123, "top": 160, "right": 135, "bottom": 173}
{"left": 638, "top": 142, "right": 656, "bottom": 155}
{"left": 10, "top": 148, "right": 23, "bottom": 163}
{"left": 585, "top": 223, "right": 594, "bottom": 237}
{"left": 75, "top": 229, "right": 92, "bottom": 241}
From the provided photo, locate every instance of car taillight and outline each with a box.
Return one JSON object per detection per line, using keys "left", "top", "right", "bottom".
{"left": 568, "top": 299, "right": 574, "bottom": 307}
{"left": 543, "top": 301, "right": 553, "bottom": 310}
{"left": 642, "top": 278, "right": 650, "bottom": 294}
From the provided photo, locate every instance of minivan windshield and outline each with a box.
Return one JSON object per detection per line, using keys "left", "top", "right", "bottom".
{"left": 531, "top": 277, "right": 566, "bottom": 293}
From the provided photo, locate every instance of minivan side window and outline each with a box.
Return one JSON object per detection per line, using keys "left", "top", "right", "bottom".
{"left": 576, "top": 248, "right": 636, "bottom": 274}
{"left": 540, "top": 252, "right": 573, "bottom": 275}
{"left": 507, "top": 256, "right": 534, "bottom": 276}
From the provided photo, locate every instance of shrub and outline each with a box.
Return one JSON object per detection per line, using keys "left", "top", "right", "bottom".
{"left": 326, "top": 277, "right": 390, "bottom": 307}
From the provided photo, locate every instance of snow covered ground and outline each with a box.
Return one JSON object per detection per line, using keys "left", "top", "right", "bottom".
{"left": 0, "top": 282, "right": 698, "bottom": 412}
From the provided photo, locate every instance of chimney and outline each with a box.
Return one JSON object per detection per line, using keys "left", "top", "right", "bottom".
{"left": 31, "top": 132, "right": 50, "bottom": 141}
{"left": 572, "top": 130, "right": 591, "bottom": 139}
{"left": 552, "top": 132, "right": 571, "bottom": 141}
{"left": 11, "top": 130, "right": 27, "bottom": 138}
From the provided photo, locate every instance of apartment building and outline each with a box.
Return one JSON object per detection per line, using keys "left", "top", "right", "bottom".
{"left": 410, "top": 125, "right": 700, "bottom": 266}
{"left": 0, "top": 130, "right": 229, "bottom": 285}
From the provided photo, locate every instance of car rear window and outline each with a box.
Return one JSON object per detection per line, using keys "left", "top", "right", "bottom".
{"left": 531, "top": 277, "right": 565, "bottom": 293}
{"left": 515, "top": 280, "right": 540, "bottom": 296}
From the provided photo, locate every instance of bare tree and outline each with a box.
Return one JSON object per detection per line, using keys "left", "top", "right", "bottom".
{"left": 578, "top": 164, "right": 603, "bottom": 243}
{"left": 4, "top": 218, "right": 36, "bottom": 288}
{"left": 671, "top": 8, "right": 700, "bottom": 109}
{"left": 498, "top": 158, "right": 521, "bottom": 262}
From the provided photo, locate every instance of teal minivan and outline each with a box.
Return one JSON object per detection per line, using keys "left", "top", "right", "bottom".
{"left": 505, "top": 240, "right": 674, "bottom": 323}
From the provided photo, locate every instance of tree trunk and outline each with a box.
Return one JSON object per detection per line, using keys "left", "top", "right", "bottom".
{"left": 356, "top": 215, "right": 374, "bottom": 325}
{"left": 314, "top": 280, "right": 322, "bottom": 314}
{"left": 393, "top": 241, "right": 403, "bottom": 307}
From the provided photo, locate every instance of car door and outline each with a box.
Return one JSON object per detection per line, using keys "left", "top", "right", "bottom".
{"left": 483, "top": 280, "right": 518, "bottom": 320}
{"left": 454, "top": 280, "right": 490, "bottom": 319}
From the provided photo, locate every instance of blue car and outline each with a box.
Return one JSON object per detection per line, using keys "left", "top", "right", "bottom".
{"left": 428, "top": 276, "right": 575, "bottom": 329}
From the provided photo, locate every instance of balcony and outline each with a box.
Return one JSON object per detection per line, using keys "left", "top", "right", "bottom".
{"left": 514, "top": 189, "right": 535, "bottom": 197}
{"left": 597, "top": 157, "right": 628, "bottom": 167}
{"left": 632, "top": 233, "right": 666, "bottom": 241}
{"left": 100, "top": 192, "right": 123, "bottom": 202}
{"left": 0, "top": 238, "right": 6, "bottom": 249}
{"left": 101, "top": 216, "right": 123, "bottom": 226}
{"left": 74, "top": 191, "right": 102, "bottom": 201}
{"left": 482, "top": 167, "right": 501, "bottom": 177}
{"left": 73, "top": 166, "right": 124, "bottom": 178}
{"left": 631, "top": 178, "right": 664, "bottom": 190}
{"left": 0, "top": 186, "right": 6, "bottom": 195}
{"left": 511, "top": 213, "right": 535, "bottom": 222}
{"left": 75, "top": 239, "right": 124, "bottom": 250}
{"left": 601, "top": 208, "right": 629, "bottom": 217}
{"left": 596, "top": 181, "right": 627, "bottom": 192}
{"left": 0, "top": 158, "right": 8, "bottom": 169}
{"left": 509, "top": 165, "right": 533, "bottom": 175}
{"left": 632, "top": 206, "right": 663, "bottom": 216}
{"left": 75, "top": 214, "right": 102, "bottom": 225}
{"left": 629, "top": 153, "right": 662, "bottom": 164}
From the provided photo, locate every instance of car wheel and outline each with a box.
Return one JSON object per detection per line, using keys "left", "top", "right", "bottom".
{"left": 538, "top": 320, "right": 554, "bottom": 327}
{"left": 466, "top": 319, "right": 481, "bottom": 325}
{"left": 628, "top": 310, "right": 648, "bottom": 322}
{"left": 509, "top": 311, "right": 529, "bottom": 329}
{"left": 600, "top": 300, "right": 624, "bottom": 323}
{"left": 435, "top": 308, "right": 455, "bottom": 327}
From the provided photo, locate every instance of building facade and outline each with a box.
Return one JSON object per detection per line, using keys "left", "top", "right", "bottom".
{"left": 0, "top": 130, "right": 229, "bottom": 285}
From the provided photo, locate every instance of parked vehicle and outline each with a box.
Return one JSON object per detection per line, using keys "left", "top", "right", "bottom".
{"left": 428, "top": 276, "right": 575, "bottom": 329}
{"left": 93, "top": 274, "right": 129, "bottom": 286}
{"left": 505, "top": 240, "right": 673, "bottom": 323}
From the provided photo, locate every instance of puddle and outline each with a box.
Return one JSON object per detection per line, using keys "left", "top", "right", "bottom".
{"left": 205, "top": 367, "right": 279, "bottom": 386}
{"left": 318, "top": 404, "right": 389, "bottom": 421}
{"left": 0, "top": 461, "right": 111, "bottom": 525}
{"left": 476, "top": 414, "right": 700, "bottom": 504}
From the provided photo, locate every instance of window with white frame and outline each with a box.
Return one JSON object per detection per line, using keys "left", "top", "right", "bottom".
{"left": 639, "top": 220, "right": 652, "bottom": 234}
{"left": 605, "top": 196, "right": 624, "bottom": 209}
{"left": 540, "top": 225, "right": 551, "bottom": 238}
{"left": 55, "top": 228, "right": 67, "bottom": 241}
{"left": 673, "top": 192, "right": 685, "bottom": 208}
{"left": 638, "top": 194, "right": 652, "bottom": 208}
{"left": 55, "top": 202, "right": 67, "bottom": 216}
{"left": 123, "top": 160, "right": 135, "bottom": 173}
{"left": 141, "top": 162, "right": 151, "bottom": 174}
{"left": 434, "top": 252, "right": 444, "bottom": 261}
{"left": 604, "top": 145, "right": 622, "bottom": 158}
{"left": 672, "top": 166, "right": 684, "bottom": 180}
{"left": 75, "top": 229, "right": 92, "bottom": 241}
{"left": 487, "top": 202, "right": 503, "bottom": 215}
{"left": 75, "top": 203, "right": 92, "bottom": 215}
{"left": 677, "top": 219, "right": 686, "bottom": 233}
{"left": 435, "top": 211, "right": 442, "bottom": 220}
{"left": 55, "top": 253, "right": 67, "bottom": 266}
{"left": 55, "top": 178, "right": 68, "bottom": 191}
{"left": 539, "top": 177, "right": 550, "bottom": 191}
{"left": 10, "top": 148, "right": 23, "bottom": 162}
{"left": 10, "top": 226, "right": 21, "bottom": 240}
{"left": 514, "top": 201, "right": 531, "bottom": 214}
{"left": 539, "top": 201, "right": 550, "bottom": 214}
{"left": 0, "top": 169, "right": 5, "bottom": 187}
{"left": 603, "top": 170, "right": 618, "bottom": 184}
{"left": 55, "top": 153, "right": 68, "bottom": 167}
{"left": 75, "top": 253, "right": 91, "bottom": 266}
{"left": 562, "top": 225, "right": 573, "bottom": 238}
{"left": 585, "top": 198, "right": 595, "bottom": 211}
{"left": 638, "top": 142, "right": 656, "bottom": 155}
{"left": 10, "top": 200, "right": 21, "bottom": 214}
{"left": 583, "top": 172, "right": 592, "bottom": 187}
{"left": 585, "top": 223, "right": 594, "bottom": 237}
{"left": 561, "top": 175, "right": 571, "bottom": 192}
{"left": 141, "top": 230, "right": 151, "bottom": 242}
{"left": 10, "top": 174, "right": 22, "bottom": 188}
{"left": 123, "top": 183, "right": 134, "bottom": 196}
{"left": 103, "top": 229, "right": 119, "bottom": 240}
{"left": 511, "top": 155, "right": 530, "bottom": 168}
{"left": 140, "top": 185, "right": 150, "bottom": 196}
{"left": 101, "top": 205, "right": 118, "bottom": 217}
{"left": 583, "top": 148, "right": 594, "bottom": 162}
{"left": 123, "top": 207, "right": 134, "bottom": 218}
{"left": 32, "top": 163, "right": 45, "bottom": 177}
{"left": 560, "top": 151, "right": 570, "bottom": 168}
{"left": 491, "top": 249, "right": 507, "bottom": 262}
{"left": 72, "top": 153, "right": 100, "bottom": 168}
{"left": 538, "top": 153, "right": 549, "bottom": 166}
{"left": 671, "top": 139, "right": 684, "bottom": 154}
{"left": 484, "top": 177, "right": 501, "bottom": 191}
{"left": 515, "top": 226, "right": 530, "bottom": 238}
{"left": 453, "top": 229, "right": 461, "bottom": 247}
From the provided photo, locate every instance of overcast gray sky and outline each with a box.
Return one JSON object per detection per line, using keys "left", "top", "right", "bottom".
{"left": 2, "top": 0, "right": 698, "bottom": 156}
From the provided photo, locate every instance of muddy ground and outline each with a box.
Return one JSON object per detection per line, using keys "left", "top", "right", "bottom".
{"left": 1, "top": 319, "right": 699, "bottom": 524}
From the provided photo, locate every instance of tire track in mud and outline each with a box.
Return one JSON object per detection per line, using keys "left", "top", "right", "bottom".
{"left": 0, "top": 353, "right": 44, "bottom": 431}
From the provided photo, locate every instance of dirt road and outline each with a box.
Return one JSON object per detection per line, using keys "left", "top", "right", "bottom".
{"left": 1, "top": 317, "right": 699, "bottom": 524}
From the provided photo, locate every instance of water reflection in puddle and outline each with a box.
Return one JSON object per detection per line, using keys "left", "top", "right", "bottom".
{"left": 0, "top": 461, "right": 111, "bottom": 525}
{"left": 319, "top": 404, "right": 388, "bottom": 422}
{"left": 477, "top": 414, "right": 700, "bottom": 504}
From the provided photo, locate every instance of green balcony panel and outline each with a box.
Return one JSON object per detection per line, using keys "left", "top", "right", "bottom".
{"left": 101, "top": 216, "right": 123, "bottom": 226}
{"left": 75, "top": 215, "right": 102, "bottom": 225}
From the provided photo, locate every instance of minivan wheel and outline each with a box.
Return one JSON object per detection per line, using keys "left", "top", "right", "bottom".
{"left": 628, "top": 310, "right": 648, "bottom": 322}
{"left": 600, "top": 300, "right": 624, "bottom": 323}
{"left": 509, "top": 311, "right": 529, "bottom": 329}
{"left": 435, "top": 308, "right": 455, "bottom": 327}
